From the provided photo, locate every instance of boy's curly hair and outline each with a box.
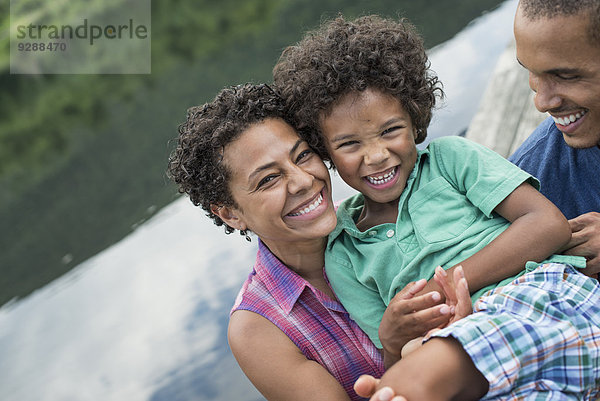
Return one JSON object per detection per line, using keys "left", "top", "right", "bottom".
{"left": 167, "top": 83, "right": 289, "bottom": 234}
{"left": 273, "top": 15, "right": 444, "bottom": 163}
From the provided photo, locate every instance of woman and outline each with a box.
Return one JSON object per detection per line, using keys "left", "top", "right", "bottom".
{"left": 167, "top": 83, "right": 387, "bottom": 401}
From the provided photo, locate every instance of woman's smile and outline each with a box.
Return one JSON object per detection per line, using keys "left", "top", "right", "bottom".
{"left": 286, "top": 187, "right": 328, "bottom": 219}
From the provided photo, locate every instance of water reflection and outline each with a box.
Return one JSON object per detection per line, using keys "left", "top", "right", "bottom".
{"left": 0, "top": 1, "right": 519, "bottom": 400}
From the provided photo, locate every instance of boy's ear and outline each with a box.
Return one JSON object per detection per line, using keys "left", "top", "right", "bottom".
{"left": 210, "top": 204, "right": 247, "bottom": 231}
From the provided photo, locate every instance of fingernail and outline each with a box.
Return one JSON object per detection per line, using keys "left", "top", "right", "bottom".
{"left": 431, "top": 291, "right": 441, "bottom": 302}
{"left": 457, "top": 265, "right": 465, "bottom": 278}
{"left": 378, "top": 387, "right": 394, "bottom": 401}
{"left": 437, "top": 266, "right": 447, "bottom": 276}
{"left": 439, "top": 305, "right": 450, "bottom": 314}
{"left": 450, "top": 306, "right": 456, "bottom": 314}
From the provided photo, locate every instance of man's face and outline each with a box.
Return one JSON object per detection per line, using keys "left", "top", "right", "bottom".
{"left": 514, "top": 6, "right": 600, "bottom": 148}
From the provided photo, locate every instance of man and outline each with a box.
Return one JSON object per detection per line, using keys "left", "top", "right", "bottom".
{"left": 509, "top": 0, "right": 600, "bottom": 275}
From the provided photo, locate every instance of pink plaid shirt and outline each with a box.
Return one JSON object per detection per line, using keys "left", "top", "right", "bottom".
{"left": 231, "top": 240, "right": 384, "bottom": 400}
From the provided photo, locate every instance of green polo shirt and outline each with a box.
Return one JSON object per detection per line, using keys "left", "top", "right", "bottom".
{"left": 325, "top": 136, "right": 584, "bottom": 348}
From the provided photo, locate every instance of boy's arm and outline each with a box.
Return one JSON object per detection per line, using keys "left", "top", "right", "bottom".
{"left": 421, "top": 181, "right": 570, "bottom": 296}
{"left": 229, "top": 310, "right": 351, "bottom": 401}
{"left": 453, "top": 181, "right": 570, "bottom": 292}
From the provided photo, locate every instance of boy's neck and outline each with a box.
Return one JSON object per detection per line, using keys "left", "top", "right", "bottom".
{"left": 356, "top": 196, "right": 399, "bottom": 231}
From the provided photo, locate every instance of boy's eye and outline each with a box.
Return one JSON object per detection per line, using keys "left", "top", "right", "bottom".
{"left": 337, "top": 140, "right": 359, "bottom": 149}
{"left": 382, "top": 126, "right": 403, "bottom": 135}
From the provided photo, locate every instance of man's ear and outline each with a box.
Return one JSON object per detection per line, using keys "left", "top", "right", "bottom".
{"left": 210, "top": 204, "right": 247, "bottom": 231}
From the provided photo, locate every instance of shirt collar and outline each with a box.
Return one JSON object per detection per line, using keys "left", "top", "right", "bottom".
{"left": 254, "top": 240, "right": 346, "bottom": 314}
{"left": 328, "top": 149, "right": 428, "bottom": 247}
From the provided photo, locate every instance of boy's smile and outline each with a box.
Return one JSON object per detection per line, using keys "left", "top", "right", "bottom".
{"left": 319, "top": 88, "right": 418, "bottom": 207}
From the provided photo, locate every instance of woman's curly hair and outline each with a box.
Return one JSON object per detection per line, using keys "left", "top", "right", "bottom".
{"left": 273, "top": 15, "right": 444, "bottom": 163}
{"left": 167, "top": 83, "right": 289, "bottom": 234}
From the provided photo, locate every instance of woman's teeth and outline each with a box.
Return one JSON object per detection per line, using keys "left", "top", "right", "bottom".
{"left": 288, "top": 193, "right": 323, "bottom": 216}
{"left": 553, "top": 110, "right": 586, "bottom": 127}
{"left": 366, "top": 168, "right": 396, "bottom": 185}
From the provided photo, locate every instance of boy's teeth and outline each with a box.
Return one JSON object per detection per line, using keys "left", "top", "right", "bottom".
{"left": 366, "top": 168, "right": 396, "bottom": 185}
{"left": 288, "top": 193, "right": 323, "bottom": 216}
{"left": 553, "top": 111, "right": 585, "bottom": 126}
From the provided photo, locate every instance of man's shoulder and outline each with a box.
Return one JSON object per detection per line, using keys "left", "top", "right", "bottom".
{"left": 509, "top": 117, "right": 558, "bottom": 164}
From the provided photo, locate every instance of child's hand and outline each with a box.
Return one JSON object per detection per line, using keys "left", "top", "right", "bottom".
{"left": 378, "top": 279, "right": 452, "bottom": 362}
{"left": 433, "top": 265, "right": 472, "bottom": 326}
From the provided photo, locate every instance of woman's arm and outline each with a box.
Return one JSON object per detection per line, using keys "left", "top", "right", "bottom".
{"left": 228, "top": 310, "right": 351, "bottom": 401}
{"left": 420, "top": 181, "right": 571, "bottom": 296}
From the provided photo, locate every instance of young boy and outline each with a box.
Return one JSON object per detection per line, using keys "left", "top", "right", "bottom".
{"left": 274, "top": 15, "right": 600, "bottom": 400}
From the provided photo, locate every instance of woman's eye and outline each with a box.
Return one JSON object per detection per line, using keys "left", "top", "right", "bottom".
{"left": 257, "top": 175, "right": 277, "bottom": 189}
{"left": 296, "top": 149, "right": 313, "bottom": 163}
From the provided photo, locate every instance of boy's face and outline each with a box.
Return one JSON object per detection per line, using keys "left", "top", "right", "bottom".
{"left": 514, "top": 6, "right": 600, "bottom": 148}
{"left": 319, "top": 88, "right": 418, "bottom": 205}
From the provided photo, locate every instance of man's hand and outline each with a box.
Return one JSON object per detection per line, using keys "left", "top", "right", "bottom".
{"left": 378, "top": 279, "right": 451, "bottom": 366}
{"left": 562, "top": 212, "right": 600, "bottom": 276}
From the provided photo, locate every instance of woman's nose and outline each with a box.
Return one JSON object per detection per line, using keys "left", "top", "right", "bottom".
{"left": 287, "top": 165, "right": 314, "bottom": 194}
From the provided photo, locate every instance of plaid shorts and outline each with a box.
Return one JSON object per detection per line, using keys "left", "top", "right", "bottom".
{"left": 431, "top": 263, "right": 600, "bottom": 400}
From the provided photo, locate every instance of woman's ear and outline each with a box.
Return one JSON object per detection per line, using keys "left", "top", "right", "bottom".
{"left": 211, "top": 204, "right": 247, "bottom": 231}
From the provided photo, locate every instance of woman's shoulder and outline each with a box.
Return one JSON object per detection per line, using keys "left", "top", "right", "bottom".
{"left": 229, "top": 309, "right": 282, "bottom": 340}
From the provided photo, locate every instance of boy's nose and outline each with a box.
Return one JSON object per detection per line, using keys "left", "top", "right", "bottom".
{"left": 364, "top": 144, "right": 390, "bottom": 166}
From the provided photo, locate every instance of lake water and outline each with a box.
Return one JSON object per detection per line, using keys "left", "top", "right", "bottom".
{"left": 0, "top": 1, "right": 521, "bottom": 400}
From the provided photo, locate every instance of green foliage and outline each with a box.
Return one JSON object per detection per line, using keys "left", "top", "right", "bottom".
{"left": 0, "top": 0, "right": 505, "bottom": 306}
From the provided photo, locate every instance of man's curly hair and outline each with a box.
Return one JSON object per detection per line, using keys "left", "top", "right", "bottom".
{"left": 167, "top": 83, "right": 289, "bottom": 234}
{"left": 273, "top": 15, "right": 444, "bottom": 163}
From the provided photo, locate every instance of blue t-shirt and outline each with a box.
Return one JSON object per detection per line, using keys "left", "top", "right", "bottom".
{"left": 509, "top": 117, "right": 600, "bottom": 219}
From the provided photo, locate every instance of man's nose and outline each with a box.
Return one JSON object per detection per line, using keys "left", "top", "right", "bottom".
{"left": 530, "top": 73, "right": 562, "bottom": 113}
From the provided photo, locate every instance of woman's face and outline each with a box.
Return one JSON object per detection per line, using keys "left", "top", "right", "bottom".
{"left": 217, "top": 118, "right": 336, "bottom": 244}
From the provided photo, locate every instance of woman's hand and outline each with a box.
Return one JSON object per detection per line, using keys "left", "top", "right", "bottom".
{"left": 378, "top": 279, "right": 451, "bottom": 367}
{"left": 398, "top": 266, "right": 472, "bottom": 359}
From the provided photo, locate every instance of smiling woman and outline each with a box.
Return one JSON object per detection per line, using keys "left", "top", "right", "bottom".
{"left": 167, "top": 83, "right": 384, "bottom": 401}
